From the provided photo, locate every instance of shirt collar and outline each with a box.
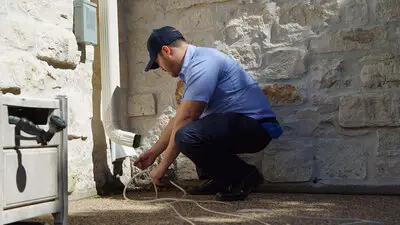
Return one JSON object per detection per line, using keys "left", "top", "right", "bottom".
{"left": 179, "top": 44, "right": 196, "bottom": 80}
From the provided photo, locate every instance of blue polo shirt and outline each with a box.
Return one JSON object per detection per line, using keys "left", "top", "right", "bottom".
{"left": 179, "top": 45, "right": 276, "bottom": 120}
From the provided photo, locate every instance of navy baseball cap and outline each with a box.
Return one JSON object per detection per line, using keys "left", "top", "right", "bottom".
{"left": 144, "top": 26, "right": 185, "bottom": 72}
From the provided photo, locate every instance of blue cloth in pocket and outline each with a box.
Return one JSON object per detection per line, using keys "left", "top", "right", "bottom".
{"left": 261, "top": 122, "right": 283, "bottom": 139}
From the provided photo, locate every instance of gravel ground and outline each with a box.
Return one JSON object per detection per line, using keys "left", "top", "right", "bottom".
{"left": 22, "top": 190, "right": 400, "bottom": 225}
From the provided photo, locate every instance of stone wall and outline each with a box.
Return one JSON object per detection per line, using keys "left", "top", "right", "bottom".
{"left": 126, "top": 0, "right": 400, "bottom": 189}
{"left": 0, "top": 0, "right": 116, "bottom": 198}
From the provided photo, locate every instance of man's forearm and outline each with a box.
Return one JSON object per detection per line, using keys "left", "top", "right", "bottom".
{"left": 159, "top": 117, "right": 192, "bottom": 169}
{"left": 154, "top": 100, "right": 206, "bottom": 174}
{"left": 150, "top": 117, "right": 175, "bottom": 156}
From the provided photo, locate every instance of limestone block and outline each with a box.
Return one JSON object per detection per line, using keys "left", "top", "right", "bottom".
{"left": 271, "top": 23, "right": 315, "bottom": 45}
{"left": 166, "top": 7, "right": 214, "bottom": 32}
{"left": 212, "top": 12, "right": 274, "bottom": 70}
{"left": 0, "top": 51, "right": 51, "bottom": 90}
{"left": 360, "top": 56, "right": 400, "bottom": 88}
{"left": 165, "top": 0, "right": 229, "bottom": 11}
{"left": 129, "top": 1, "right": 165, "bottom": 29}
{"left": 336, "top": 127, "right": 371, "bottom": 137}
{"left": 312, "top": 113, "right": 371, "bottom": 138}
{"left": 153, "top": 91, "right": 176, "bottom": 124}
{"left": 310, "top": 27, "right": 388, "bottom": 53}
{"left": 0, "top": 17, "right": 37, "bottom": 51}
{"left": 310, "top": 115, "right": 339, "bottom": 138}
{"left": 339, "top": 0, "right": 369, "bottom": 27}
{"left": 68, "top": 172, "right": 78, "bottom": 194}
{"left": 388, "top": 22, "right": 400, "bottom": 54}
{"left": 239, "top": 14, "right": 270, "bottom": 39}
{"left": 225, "top": 23, "right": 244, "bottom": 43}
{"left": 377, "top": 129, "right": 400, "bottom": 157}
{"left": 8, "top": 0, "right": 73, "bottom": 28}
{"left": 375, "top": 0, "right": 400, "bottom": 22}
{"left": 296, "top": 108, "right": 320, "bottom": 121}
{"left": 0, "top": 0, "right": 6, "bottom": 15}
{"left": 310, "top": 59, "right": 352, "bottom": 90}
{"left": 184, "top": 31, "right": 215, "bottom": 47}
{"left": 376, "top": 157, "right": 400, "bottom": 179}
{"left": 262, "top": 138, "right": 314, "bottom": 182}
{"left": 277, "top": 0, "right": 339, "bottom": 27}
{"left": 128, "top": 93, "right": 156, "bottom": 117}
{"left": 263, "top": 2, "right": 278, "bottom": 22}
{"left": 221, "top": 13, "right": 272, "bottom": 45}
{"left": 339, "top": 92, "right": 400, "bottom": 127}
{"left": 132, "top": 73, "right": 172, "bottom": 94}
{"left": 236, "top": 42, "right": 261, "bottom": 70}
{"left": 260, "top": 84, "right": 302, "bottom": 105}
{"left": 259, "top": 48, "right": 306, "bottom": 80}
{"left": 360, "top": 64, "right": 386, "bottom": 88}
{"left": 35, "top": 24, "right": 80, "bottom": 69}
{"left": 175, "top": 154, "right": 198, "bottom": 180}
{"left": 68, "top": 166, "right": 95, "bottom": 195}
{"left": 280, "top": 120, "right": 318, "bottom": 137}
{"left": 130, "top": 60, "right": 178, "bottom": 94}
{"left": 311, "top": 92, "right": 339, "bottom": 113}
{"left": 215, "top": 40, "right": 262, "bottom": 70}
{"left": 315, "top": 138, "right": 369, "bottom": 180}
{"left": 134, "top": 106, "right": 176, "bottom": 152}
{"left": 45, "top": 63, "right": 92, "bottom": 93}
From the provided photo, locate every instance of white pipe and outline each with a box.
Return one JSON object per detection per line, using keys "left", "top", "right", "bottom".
{"left": 98, "top": 0, "right": 140, "bottom": 161}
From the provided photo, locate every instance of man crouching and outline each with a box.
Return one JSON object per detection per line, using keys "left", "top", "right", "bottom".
{"left": 134, "top": 26, "right": 282, "bottom": 201}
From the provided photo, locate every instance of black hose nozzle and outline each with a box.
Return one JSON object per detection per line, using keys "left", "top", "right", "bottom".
{"left": 9, "top": 116, "right": 45, "bottom": 137}
{"left": 42, "top": 115, "right": 67, "bottom": 143}
{"left": 8, "top": 115, "right": 67, "bottom": 145}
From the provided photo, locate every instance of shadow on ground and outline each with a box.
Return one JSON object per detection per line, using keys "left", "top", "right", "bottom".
{"left": 23, "top": 191, "right": 400, "bottom": 225}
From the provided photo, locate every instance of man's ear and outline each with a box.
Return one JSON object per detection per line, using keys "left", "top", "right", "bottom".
{"left": 161, "top": 46, "right": 171, "bottom": 56}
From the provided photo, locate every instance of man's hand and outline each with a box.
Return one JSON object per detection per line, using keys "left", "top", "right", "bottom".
{"left": 149, "top": 164, "right": 168, "bottom": 186}
{"left": 134, "top": 117, "right": 176, "bottom": 170}
{"left": 134, "top": 150, "right": 157, "bottom": 170}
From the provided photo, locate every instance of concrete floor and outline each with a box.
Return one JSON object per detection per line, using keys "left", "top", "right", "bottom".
{"left": 24, "top": 190, "right": 400, "bottom": 225}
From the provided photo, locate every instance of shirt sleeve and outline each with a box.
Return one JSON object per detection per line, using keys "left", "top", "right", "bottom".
{"left": 182, "top": 59, "right": 220, "bottom": 104}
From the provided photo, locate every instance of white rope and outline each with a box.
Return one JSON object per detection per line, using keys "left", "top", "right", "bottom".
{"left": 123, "top": 170, "right": 269, "bottom": 225}
{"left": 123, "top": 170, "right": 384, "bottom": 225}
{"left": 167, "top": 202, "right": 196, "bottom": 225}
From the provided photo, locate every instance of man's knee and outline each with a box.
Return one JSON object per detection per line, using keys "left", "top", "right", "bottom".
{"left": 175, "top": 124, "right": 203, "bottom": 153}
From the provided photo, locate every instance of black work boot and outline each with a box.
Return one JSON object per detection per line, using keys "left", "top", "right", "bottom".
{"left": 215, "top": 167, "right": 263, "bottom": 201}
{"left": 189, "top": 179, "right": 232, "bottom": 195}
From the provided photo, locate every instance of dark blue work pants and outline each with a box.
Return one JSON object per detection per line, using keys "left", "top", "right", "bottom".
{"left": 175, "top": 113, "right": 274, "bottom": 182}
